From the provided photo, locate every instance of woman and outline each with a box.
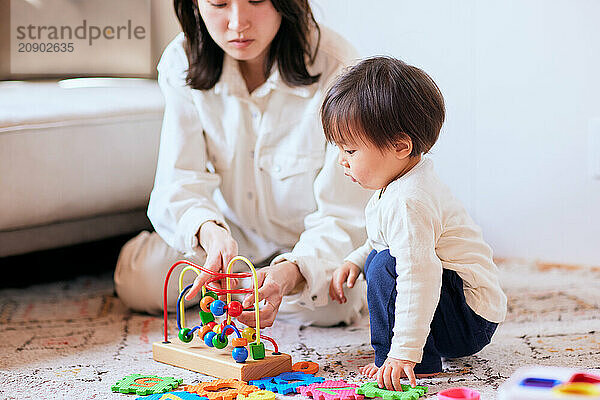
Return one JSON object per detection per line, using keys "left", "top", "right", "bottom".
{"left": 114, "top": 0, "right": 371, "bottom": 327}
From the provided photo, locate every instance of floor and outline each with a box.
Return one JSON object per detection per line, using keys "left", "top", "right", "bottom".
{"left": 0, "top": 242, "right": 598, "bottom": 399}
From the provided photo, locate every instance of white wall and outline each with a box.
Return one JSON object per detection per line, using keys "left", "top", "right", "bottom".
{"left": 311, "top": 0, "right": 600, "bottom": 266}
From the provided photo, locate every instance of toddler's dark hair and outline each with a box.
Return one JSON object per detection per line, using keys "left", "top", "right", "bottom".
{"left": 321, "top": 56, "right": 445, "bottom": 156}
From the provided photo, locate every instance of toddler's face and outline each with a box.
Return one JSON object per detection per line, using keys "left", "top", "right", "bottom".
{"left": 337, "top": 141, "right": 408, "bottom": 190}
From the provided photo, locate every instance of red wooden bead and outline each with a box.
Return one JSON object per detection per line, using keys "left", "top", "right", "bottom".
{"left": 227, "top": 301, "right": 243, "bottom": 317}
{"left": 206, "top": 321, "right": 217, "bottom": 329}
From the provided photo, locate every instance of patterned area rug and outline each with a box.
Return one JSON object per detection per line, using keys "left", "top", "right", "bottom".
{"left": 1, "top": 261, "right": 598, "bottom": 399}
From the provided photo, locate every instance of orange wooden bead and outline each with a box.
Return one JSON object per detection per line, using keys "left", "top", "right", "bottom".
{"left": 200, "top": 324, "right": 214, "bottom": 340}
{"left": 232, "top": 337, "right": 248, "bottom": 347}
{"left": 200, "top": 296, "right": 215, "bottom": 313}
{"left": 292, "top": 361, "right": 319, "bottom": 375}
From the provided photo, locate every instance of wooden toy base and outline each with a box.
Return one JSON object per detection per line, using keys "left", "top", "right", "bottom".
{"left": 153, "top": 341, "right": 292, "bottom": 381}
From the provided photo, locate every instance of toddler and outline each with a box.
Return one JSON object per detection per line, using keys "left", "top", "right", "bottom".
{"left": 322, "top": 57, "right": 507, "bottom": 391}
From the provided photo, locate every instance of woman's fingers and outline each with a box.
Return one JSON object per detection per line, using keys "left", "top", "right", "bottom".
{"left": 241, "top": 270, "right": 267, "bottom": 308}
{"left": 257, "top": 300, "right": 278, "bottom": 327}
{"left": 185, "top": 252, "right": 223, "bottom": 300}
{"left": 185, "top": 274, "right": 204, "bottom": 300}
{"left": 221, "top": 246, "right": 238, "bottom": 273}
{"left": 236, "top": 309, "right": 256, "bottom": 327}
{"left": 236, "top": 270, "right": 268, "bottom": 326}
{"left": 224, "top": 277, "right": 239, "bottom": 289}
{"left": 237, "top": 302, "right": 278, "bottom": 327}
{"left": 188, "top": 226, "right": 238, "bottom": 301}
{"left": 236, "top": 284, "right": 281, "bottom": 327}
{"left": 247, "top": 277, "right": 283, "bottom": 327}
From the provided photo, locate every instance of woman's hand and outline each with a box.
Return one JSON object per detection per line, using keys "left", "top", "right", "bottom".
{"left": 236, "top": 261, "right": 304, "bottom": 327}
{"left": 376, "top": 357, "right": 417, "bottom": 391}
{"left": 185, "top": 221, "right": 238, "bottom": 300}
{"left": 329, "top": 261, "right": 361, "bottom": 304}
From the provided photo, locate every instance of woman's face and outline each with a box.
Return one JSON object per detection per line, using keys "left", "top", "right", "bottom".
{"left": 198, "top": 0, "right": 282, "bottom": 64}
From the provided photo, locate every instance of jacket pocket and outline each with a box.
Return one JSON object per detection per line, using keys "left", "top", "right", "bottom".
{"left": 259, "top": 152, "right": 323, "bottom": 180}
{"left": 258, "top": 151, "right": 325, "bottom": 227}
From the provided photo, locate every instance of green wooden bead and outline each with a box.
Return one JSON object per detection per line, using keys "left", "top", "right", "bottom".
{"left": 204, "top": 291, "right": 218, "bottom": 300}
{"left": 199, "top": 310, "right": 215, "bottom": 325}
{"left": 178, "top": 328, "right": 193, "bottom": 343}
{"left": 212, "top": 333, "right": 228, "bottom": 349}
{"left": 249, "top": 342, "right": 265, "bottom": 360}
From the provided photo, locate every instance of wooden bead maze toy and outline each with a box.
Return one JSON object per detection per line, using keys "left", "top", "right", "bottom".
{"left": 153, "top": 256, "right": 292, "bottom": 381}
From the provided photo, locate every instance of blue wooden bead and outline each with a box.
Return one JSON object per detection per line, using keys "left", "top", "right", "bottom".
{"left": 204, "top": 331, "right": 216, "bottom": 347}
{"left": 232, "top": 346, "right": 248, "bottom": 363}
{"left": 210, "top": 299, "right": 226, "bottom": 316}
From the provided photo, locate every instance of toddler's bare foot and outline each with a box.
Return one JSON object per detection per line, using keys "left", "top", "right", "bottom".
{"left": 359, "top": 363, "right": 379, "bottom": 377}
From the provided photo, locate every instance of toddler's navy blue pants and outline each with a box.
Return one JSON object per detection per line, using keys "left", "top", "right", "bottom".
{"left": 364, "top": 249, "right": 498, "bottom": 374}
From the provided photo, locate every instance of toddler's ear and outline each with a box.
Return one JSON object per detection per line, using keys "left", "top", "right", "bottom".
{"left": 393, "top": 136, "right": 413, "bottom": 159}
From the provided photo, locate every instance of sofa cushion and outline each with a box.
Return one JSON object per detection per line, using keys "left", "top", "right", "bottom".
{"left": 0, "top": 78, "right": 164, "bottom": 235}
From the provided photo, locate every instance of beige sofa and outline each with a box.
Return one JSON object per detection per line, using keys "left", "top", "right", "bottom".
{"left": 0, "top": 0, "right": 180, "bottom": 257}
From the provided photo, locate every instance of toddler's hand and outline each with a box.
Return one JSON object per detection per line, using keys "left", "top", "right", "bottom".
{"left": 328, "top": 261, "right": 360, "bottom": 303}
{"left": 376, "top": 357, "right": 417, "bottom": 391}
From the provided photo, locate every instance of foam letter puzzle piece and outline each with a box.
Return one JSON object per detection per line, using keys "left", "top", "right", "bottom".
{"left": 111, "top": 374, "right": 183, "bottom": 395}
{"left": 137, "top": 392, "right": 209, "bottom": 400}
{"left": 356, "top": 382, "right": 428, "bottom": 400}
{"left": 236, "top": 389, "right": 277, "bottom": 400}
{"left": 297, "top": 380, "right": 365, "bottom": 400}
{"left": 292, "top": 361, "right": 319, "bottom": 375}
{"left": 250, "top": 371, "right": 324, "bottom": 394}
{"left": 184, "top": 378, "right": 259, "bottom": 400}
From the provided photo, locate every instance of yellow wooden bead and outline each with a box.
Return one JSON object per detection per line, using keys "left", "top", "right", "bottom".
{"left": 241, "top": 327, "right": 256, "bottom": 342}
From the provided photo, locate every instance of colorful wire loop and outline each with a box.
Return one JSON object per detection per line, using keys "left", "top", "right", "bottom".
{"left": 162, "top": 257, "right": 279, "bottom": 356}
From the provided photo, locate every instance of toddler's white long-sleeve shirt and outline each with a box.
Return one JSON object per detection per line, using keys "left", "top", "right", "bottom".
{"left": 148, "top": 28, "right": 372, "bottom": 309}
{"left": 345, "top": 157, "right": 507, "bottom": 363}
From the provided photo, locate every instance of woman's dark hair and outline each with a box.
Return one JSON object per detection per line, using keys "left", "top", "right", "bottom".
{"left": 174, "top": 0, "right": 321, "bottom": 90}
{"left": 321, "top": 57, "right": 445, "bottom": 157}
